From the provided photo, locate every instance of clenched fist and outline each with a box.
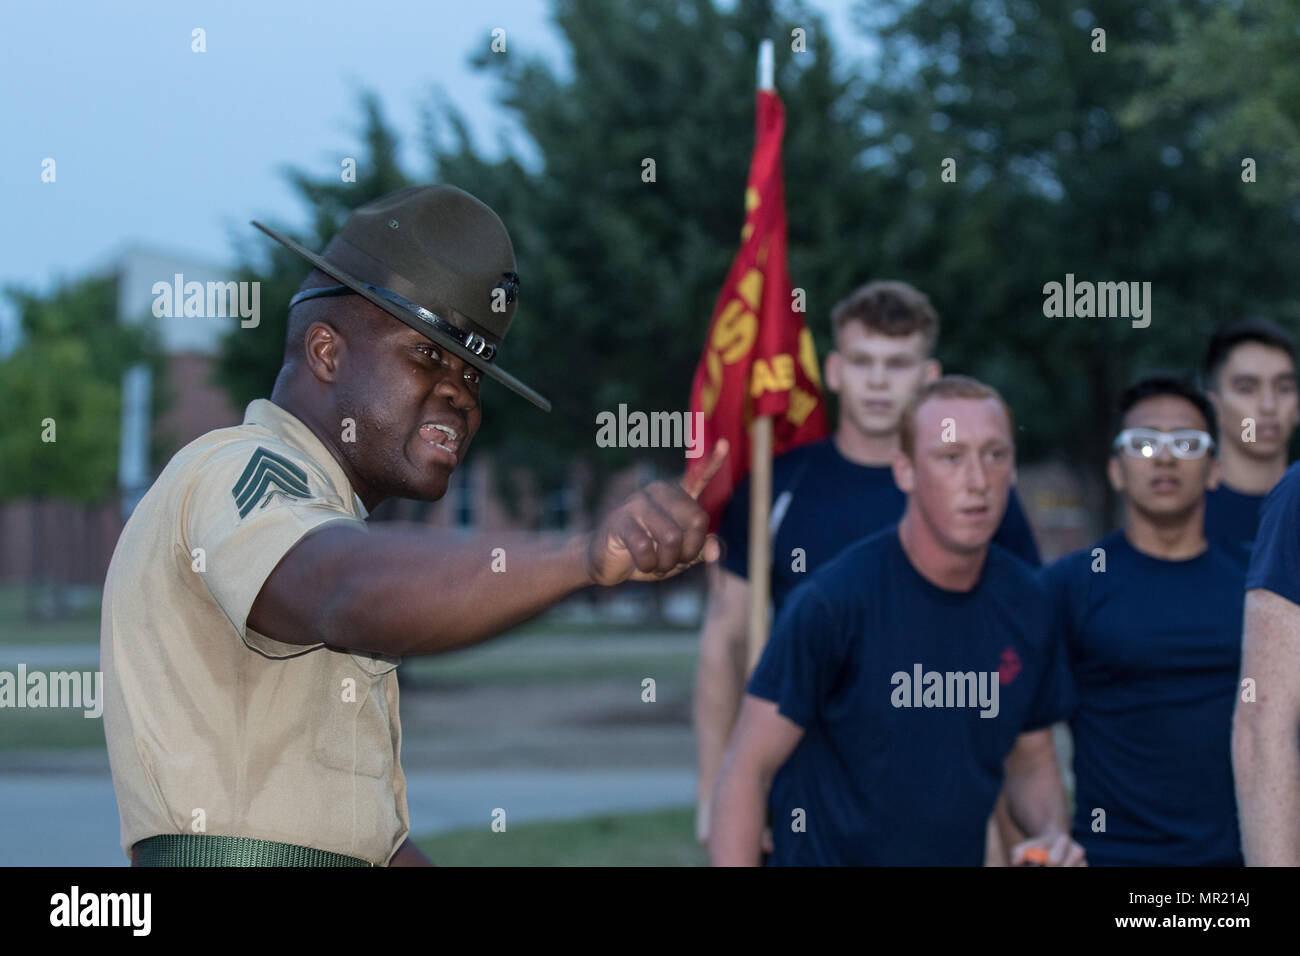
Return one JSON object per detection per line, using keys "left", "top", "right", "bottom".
{"left": 584, "top": 440, "right": 729, "bottom": 587}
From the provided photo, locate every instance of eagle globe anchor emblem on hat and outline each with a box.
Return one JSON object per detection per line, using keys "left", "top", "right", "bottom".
{"left": 251, "top": 184, "right": 550, "bottom": 412}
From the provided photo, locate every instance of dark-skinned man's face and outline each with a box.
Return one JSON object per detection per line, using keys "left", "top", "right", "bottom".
{"left": 321, "top": 297, "right": 483, "bottom": 503}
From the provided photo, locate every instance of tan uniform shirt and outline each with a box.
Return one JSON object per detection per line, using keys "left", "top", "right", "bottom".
{"left": 100, "top": 398, "right": 409, "bottom": 865}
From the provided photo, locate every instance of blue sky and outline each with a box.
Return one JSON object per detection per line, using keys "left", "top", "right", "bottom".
{"left": 0, "top": 0, "right": 873, "bottom": 350}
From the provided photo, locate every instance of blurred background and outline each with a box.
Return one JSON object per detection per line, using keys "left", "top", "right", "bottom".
{"left": 1, "top": 0, "right": 1297, "bottom": 864}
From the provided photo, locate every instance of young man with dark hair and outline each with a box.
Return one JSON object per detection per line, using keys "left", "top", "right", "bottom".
{"left": 1043, "top": 376, "right": 1245, "bottom": 866}
{"left": 693, "top": 280, "right": 1041, "bottom": 843}
{"left": 710, "top": 376, "right": 1080, "bottom": 866}
{"left": 1202, "top": 318, "right": 1299, "bottom": 565}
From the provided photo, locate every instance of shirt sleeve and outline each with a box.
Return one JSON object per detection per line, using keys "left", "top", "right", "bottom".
{"left": 181, "top": 441, "right": 366, "bottom": 658}
{"left": 718, "top": 474, "right": 753, "bottom": 581}
{"left": 746, "top": 581, "right": 847, "bottom": 729}
{"left": 1246, "top": 465, "right": 1300, "bottom": 605}
{"left": 1022, "top": 564, "right": 1078, "bottom": 730}
{"left": 993, "top": 487, "right": 1042, "bottom": 568}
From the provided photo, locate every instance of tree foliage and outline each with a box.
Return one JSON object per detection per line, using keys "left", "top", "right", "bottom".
{"left": 854, "top": 0, "right": 1300, "bottom": 506}
{"left": 0, "top": 275, "right": 164, "bottom": 501}
{"left": 212, "top": 0, "right": 1300, "bottom": 526}
{"left": 1125, "top": 0, "right": 1300, "bottom": 204}
{"left": 214, "top": 93, "right": 412, "bottom": 411}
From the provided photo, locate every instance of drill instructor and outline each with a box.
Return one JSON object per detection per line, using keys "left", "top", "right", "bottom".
{"left": 101, "top": 185, "right": 725, "bottom": 867}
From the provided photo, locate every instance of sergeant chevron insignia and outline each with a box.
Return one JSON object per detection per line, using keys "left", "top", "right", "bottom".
{"left": 232, "top": 447, "right": 313, "bottom": 518}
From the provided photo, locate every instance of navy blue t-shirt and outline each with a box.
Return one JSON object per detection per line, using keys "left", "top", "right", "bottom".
{"left": 1246, "top": 460, "right": 1300, "bottom": 605}
{"left": 1043, "top": 531, "right": 1245, "bottom": 866}
{"left": 1205, "top": 484, "right": 1266, "bottom": 568}
{"left": 719, "top": 438, "right": 1041, "bottom": 612}
{"left": 748, "top": 527, "right": 1073, "bottom": 866}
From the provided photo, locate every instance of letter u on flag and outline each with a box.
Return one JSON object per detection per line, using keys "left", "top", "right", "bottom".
{"left": 686, "top": 86, "right": 829, "bottom": 531}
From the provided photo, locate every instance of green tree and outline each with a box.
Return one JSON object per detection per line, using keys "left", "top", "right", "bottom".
{"left": 1125, "top": 0, "right": 1300, "bottom": 204}
{"left": 0, "top": 274, "right": 164, "bottom": 617}
{"left": 214, "top": 92, "right": 411, "bottom": 410}
{"left": 853, "top": 0, "right": 1300, "bottom": 523}
{"left": 426, "top": 0, "right": 896, "bottom": 509}
{"left": 218, "top": 0, "right": 893, "bottom": 526}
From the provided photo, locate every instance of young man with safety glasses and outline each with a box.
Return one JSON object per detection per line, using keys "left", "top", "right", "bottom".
{"left": 1040, "top": 376, "right": 1245, "bottom": 866}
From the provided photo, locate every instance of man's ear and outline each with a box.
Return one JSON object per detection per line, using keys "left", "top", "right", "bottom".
{"left": 825, "top": 351, "right": 842, "bottom": 395}
{"left": 892, "top": 448, "right": 915, "bottom": 493}
{"left": 1206, "top": 455, "right": 1221, "bottom": 492}
{"left": 922, "top": 358, "right": 941, "bottom": 385}
{"left": 1106, "top": 454, "right": 1125, "bottom": 495}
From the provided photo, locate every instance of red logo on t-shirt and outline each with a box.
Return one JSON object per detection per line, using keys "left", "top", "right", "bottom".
{"left": 999, "top": 647, "right": 1022, "bottom": 685}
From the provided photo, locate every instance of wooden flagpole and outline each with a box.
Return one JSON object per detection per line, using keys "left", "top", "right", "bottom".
{"left": 746, "top": 39, "right": 775, "bottom": 672}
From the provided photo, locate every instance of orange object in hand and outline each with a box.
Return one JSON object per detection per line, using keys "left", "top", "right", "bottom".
{"left": 1022, "top": 846, "right": 1049, "bottom": 866}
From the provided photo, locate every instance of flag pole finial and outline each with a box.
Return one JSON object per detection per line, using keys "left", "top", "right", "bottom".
{"left": 758, "top": 39, "right": 774, "bottom": 91}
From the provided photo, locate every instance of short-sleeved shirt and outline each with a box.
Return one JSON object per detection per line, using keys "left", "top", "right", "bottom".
{"left": 1044, "top": 531, "right": 1245, "bottom": 866}
{"left": 747, "top": 527, "right": 1072, "bottom": 866}
{"left": 1204, "top": 484, "right": 1267, "bottom": 568}
{"left": 718, "top": 439, "right": 1041, "bottom": 612}
{"left": 100, "top": 398, "right": 410, "bottom": 866}
{"left": 1246, "top": 460, "right": 1300, "bottom": 605}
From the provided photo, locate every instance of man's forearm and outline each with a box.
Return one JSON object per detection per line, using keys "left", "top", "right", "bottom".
{"left": 314, "top": 524, "right": 593, "bottom": 656}
{"left": 693, "top": 631, "right": 747, "bottom": 839}
{"left": 1005, "top": 748, "right": 1070, "bottom": 838}
{"left": 708, "top": 760, "right": 768, "bottom": 866}
{"left": 1234, "top": 709, "right": 1300, "bottom": 865}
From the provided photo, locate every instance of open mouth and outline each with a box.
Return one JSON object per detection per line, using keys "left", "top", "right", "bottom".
{"left": 1150, "top": 476, "right": 1180, "bottom": 492}
{"left": 419, "top": 422, "right": 462, "bottom": 465}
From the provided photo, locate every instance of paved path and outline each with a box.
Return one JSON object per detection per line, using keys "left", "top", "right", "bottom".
{"left": 0, "top": 768, "right": 696, "bottom": 866}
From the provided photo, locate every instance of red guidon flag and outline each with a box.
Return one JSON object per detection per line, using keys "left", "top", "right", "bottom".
{"left": 686, "top": 88, "right": 829, "bottom": 530}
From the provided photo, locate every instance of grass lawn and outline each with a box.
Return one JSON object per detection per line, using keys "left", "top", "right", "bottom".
{"left": 400, "top": 632, "right": 698, "bottom": 687}
{"left": 0, "top": 705, "right": 106, "bottom": 751}
{"left": 0, "top": 584, "right": 697, "bottom": 648}
{"left": 413, "top": 806, "right": 706, "bottom": 866}
{"left": 0, "top": 585, "right": 101, "bottom": 645}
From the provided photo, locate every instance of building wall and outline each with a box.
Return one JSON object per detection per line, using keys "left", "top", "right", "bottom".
{"left": 154, "top": 352, "right": 244, "bottom": 454}
{"left": 1, "top": 351, "right": 241, "bottom": 587}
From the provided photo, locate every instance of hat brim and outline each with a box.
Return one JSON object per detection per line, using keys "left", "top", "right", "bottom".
{"left": 251, "top": 220, "right": 551, "bottom": 413}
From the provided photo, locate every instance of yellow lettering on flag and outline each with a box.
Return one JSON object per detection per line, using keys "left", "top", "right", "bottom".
{"left": 741, "top": 187, "right": 761, "bottom": 242}
{"left": 750, "top": 354, "right": 796, "bottom": 398}
{"left": 772, "top": 354, "right": 795, "bottom": 390}
{"left": 786, "top": 385, "right": 818, "bottom": 427}
{"left": 712, "top": 299, "right": 757, "bottom": 363}
{"left": 736, "top": 268, "right": 764, "bottom": 311}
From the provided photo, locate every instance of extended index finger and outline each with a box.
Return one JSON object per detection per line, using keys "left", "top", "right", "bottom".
{"left": 681, "top": 438, "right": 729, "bottom": 500}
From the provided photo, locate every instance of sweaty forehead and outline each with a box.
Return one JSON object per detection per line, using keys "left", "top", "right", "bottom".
{"left": 1123, "top": 394, "right": 1207, "bottom": 432}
